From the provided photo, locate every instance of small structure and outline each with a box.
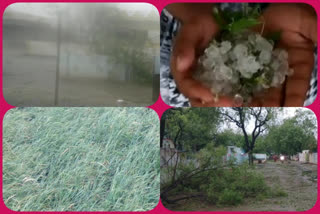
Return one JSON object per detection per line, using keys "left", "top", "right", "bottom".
{"left": 309, "top": 153, "right": 318, "bottom": 164}
{"left": 299, "top": 150, "right": 310, "bottom": 163}
{"left": 253, "top": 153, "right": 267, "bottom": 163}
{"left": 298, "top": 150, "right": 318, "bottom": 164}
{"left": 225, "top": 146, "right": 248, "bottom": 164}
{"left": 162, "top": 138, "right": 175, "bottom": 149}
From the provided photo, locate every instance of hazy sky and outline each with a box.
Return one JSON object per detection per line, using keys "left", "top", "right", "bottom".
{"left": 6, "top": 3, "right": 157, "bottom": 18}
{"left": 221, "top": 107, "right": 315, "bottom": 133}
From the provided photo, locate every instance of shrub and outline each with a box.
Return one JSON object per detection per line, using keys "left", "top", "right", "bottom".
{"left": 218, "top": 189, "right": 244, "bottom": 205}
{"left": 201, "top": 164, "right": 285, "bottom": 206}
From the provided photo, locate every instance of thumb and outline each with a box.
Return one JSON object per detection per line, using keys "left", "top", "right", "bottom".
{"left": 176, "top": 51, "right": 194, "bottom": 72}
{"left": 300, "top": 4, "right": 317, "bottom": 44}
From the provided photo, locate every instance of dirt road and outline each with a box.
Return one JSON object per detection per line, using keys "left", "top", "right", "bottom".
{"left": 167, "top": 161, "right": 317, "bottom": 211}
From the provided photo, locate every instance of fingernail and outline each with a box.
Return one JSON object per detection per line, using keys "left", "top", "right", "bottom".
{"left": 203, "top": 96, "right": 214, "bottom": 104}
{"left": 233, "top": 94, "right": 243, "bottom": 107}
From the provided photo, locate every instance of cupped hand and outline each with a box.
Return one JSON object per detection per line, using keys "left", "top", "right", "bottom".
{"left": 170, "top": 13, "right": 235, "bottom": 107}
{"left": 251, "top": 3, "right": 317, "bottom": 107}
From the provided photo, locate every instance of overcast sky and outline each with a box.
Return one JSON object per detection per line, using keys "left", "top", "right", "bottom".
{"left": 221, "top": 107, "right": 316, "bottom": 133}
{"left": 6, "top": 3, "right": 157, "bottom": 18}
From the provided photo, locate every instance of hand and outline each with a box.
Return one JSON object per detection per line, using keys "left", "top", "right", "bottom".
{"left": 251, "top": 3, "right": 317, "bottom": 106}
{"left": 170, "top": 12, "right": 235, "bottom": 107}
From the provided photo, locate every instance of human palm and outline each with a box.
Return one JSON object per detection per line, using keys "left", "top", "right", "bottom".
{"left": 171, "top": 4, "right": 316, "bottom": 107}
{"left": 171, "top": 13, "right": 234, "bottom": 106}
{"left": 252, "top": 4, "right": 316, "bottom": 106}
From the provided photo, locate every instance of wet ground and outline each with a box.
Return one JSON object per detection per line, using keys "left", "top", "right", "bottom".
{"left": 166, "top": 161, "right": 317, "bottom": 211}
{"left": 3, "top": 54, "right": 155, "bottom": 106}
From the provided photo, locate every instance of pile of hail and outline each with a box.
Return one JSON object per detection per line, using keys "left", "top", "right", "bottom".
{"left": 193, "top": 5, "right": 293, "bottom": 105}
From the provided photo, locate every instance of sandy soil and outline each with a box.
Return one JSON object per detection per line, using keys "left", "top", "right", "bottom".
{"left": 165, "top": 161, "right": 317, "bottom": 211}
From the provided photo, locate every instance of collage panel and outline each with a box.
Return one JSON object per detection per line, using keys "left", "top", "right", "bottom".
{"left": 3, "top": 3, "right": 160, "bottom": 107}
{"left": 3, "top": 107, "right": 160, "bottom": 211}
{"left": 1, "top": 0, "right": 319, "bottom": 213}
{"left": 160, "top": 107, "right": 317, "bottom": 211}
{"left": 160, "top": 2, "right": 317, "bottom": 107}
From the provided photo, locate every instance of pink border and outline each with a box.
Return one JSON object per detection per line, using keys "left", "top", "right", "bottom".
{"left": 0, "top": 0, "right": 319, "bottom": 213}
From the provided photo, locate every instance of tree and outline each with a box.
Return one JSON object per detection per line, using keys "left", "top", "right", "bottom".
{"left": 161, "top": 144, "right": 227, "bottom": 204}
{"left": 222, "top": 107, "right": 272, "bottom": 165}
{"left": 64, "top": 4, "right": 155, "bottom": 84}
{"left": 265, "top": 111, "right": 317, "bottom": 156}
{"left": 214, "top": 129, "right": 244, "bottom": 147}
{"left": 164, "top": 108, "right": 221, "bottom": 152}
{"left": 252, "top": 135, "right": 272, "bottom": 155}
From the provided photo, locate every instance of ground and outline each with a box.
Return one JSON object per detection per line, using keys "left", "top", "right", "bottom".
{"left": 165, "top": 161, "right": 317, "bottom": 211}
{"left": 3, "top": 54, "right": 155, "bottom": 106}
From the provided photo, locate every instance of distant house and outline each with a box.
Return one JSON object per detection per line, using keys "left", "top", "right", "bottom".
{"left": 253, "top": 154, "right": 267, "bottom": 163}
{"left": 225, "top": 146, "right": 248, "bottom": 164}
{"left": 162, "top": 138, "right": 175, "bottom": 149}
{"left": 298, "top": 150, "right": 317, "bottom": 164}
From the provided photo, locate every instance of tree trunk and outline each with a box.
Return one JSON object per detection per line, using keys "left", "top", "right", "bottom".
{"left": 160, "top": 115, "right": 165, "bottom": 148}
{"left": 248, "top": 151, "right": 254, "bottom": 165}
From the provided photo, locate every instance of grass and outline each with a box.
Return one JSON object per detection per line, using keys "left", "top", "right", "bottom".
{"left": 3, "top": 107, "right": 159, "bottom": 211}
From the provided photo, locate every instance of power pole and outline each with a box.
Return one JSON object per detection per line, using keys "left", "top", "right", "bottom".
{"left": 54, "top": 10, "right": 61, "bottom": 106}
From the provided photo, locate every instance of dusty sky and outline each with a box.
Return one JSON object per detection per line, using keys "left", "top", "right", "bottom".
{"left": 6, "top": 3, "right": 157, "bottom": 18}
{"left": 221, "top": 108, "right": 315, "bottom": 133}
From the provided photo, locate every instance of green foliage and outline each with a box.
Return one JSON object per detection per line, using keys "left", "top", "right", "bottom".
{"left": 229, "top": 18, "right": 261, "bottom": 34}
{"left": 213, "top": 4, "right": 261, "bottom": 35}
{"left": 204, "top": 164, "right": 276, "bottom": 206}
{"left": 265, "top": 31, "right": 282, "bottom": 42}
{"left": 3, "top": 107, "right": 159, "bottom": 211}
{"left": 164, "top": 108, "right": 221, "bottom": 152}
{"left": 218, "top": 189, "right": 243, "bottom": 205}
{"left": 265, "top": 110, "right": 317, "bottom": 155}
{"left": 162, "top": 141, "right": 286, "bottom": 206}
{"left": 215, "top": 129, "right": 244, "bottom": 148}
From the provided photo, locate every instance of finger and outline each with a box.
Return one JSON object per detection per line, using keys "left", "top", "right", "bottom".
{"left": 262, "top": 4, "right": 317, "bottom": 44}
{"left": 299, "top": 4, "right": 317, "bottom": 44}
{"left": 190, "top": 99, "right": 212, "bottom": 107}
{"left": 252, "top": 87, "right": 283, "bottom": 107}
{"left": 172, "top": 19, "right": 219, "bottom": 73}
{"left": 172, "top": 23, "right": 201, "bottom": 73}
{"left": 284, "top": 48, "right": 314, "bottom": 106}
{"left": 170, "top": 50, "right": 215, "bottom": 103}
{"left": 177, "top": 78, "right": 215, "bottom": 103}
{"left": 190, "top": 96, "right": 236, "bottom": 107}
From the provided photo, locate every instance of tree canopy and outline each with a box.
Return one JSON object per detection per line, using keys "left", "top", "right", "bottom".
{"left": 162, "top": 108, "right": 221, "bottom": 152}
{"left": 161, "top": 108, "right": 317, "bottom": 158}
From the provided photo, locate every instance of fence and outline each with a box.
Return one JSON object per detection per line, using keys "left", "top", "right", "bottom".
{"left": 309, "top": 153, "right": 318, "bottom": 164}
{"left": 298, "top": 151, "right": 317, "bottom": 164}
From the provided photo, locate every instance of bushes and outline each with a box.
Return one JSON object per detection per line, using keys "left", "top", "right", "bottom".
{"left": 164, "top": 160, "right": 287, "bottom": 206}
{"left": 218, "top": 189, "right": 243, "bottom": 205}
{"left": 204, "top": 164, "right": 273, "bottom": 206}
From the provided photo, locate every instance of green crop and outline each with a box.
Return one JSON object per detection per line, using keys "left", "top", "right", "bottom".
{"left": 3, "top": 107, "right": 159, "bottom": 211}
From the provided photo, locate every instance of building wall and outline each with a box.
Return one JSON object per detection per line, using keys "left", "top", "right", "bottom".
{"left": 309, "top": 153, "right": 318, "bottom": 164}
{"left": 298, "top": 151, "right": 318, "bottom": 164}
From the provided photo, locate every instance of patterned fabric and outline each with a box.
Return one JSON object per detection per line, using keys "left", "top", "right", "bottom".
{"left": 304, "top": 49, "right": 318, "bottom": 106}
{"left": 160, "top": 9, "right": 190, "bottom": 107}
{"left": 160, "top": 3, "right": 318, "bottom": 107}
